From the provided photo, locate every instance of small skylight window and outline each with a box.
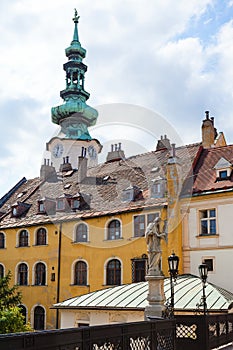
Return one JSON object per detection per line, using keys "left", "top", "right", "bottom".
{"left": 64, "top": 183, "right": 71, "bottom": 189}
{"left": 17, "top": 191, "right": 27, "bottom": 198}
{"left": 63, "top": 170, "right": 74, "bottom": 177}
{"left": 103, "top": 175, "right": 110, "bottom": 181}
{"left": 151, "top": 166, "right": 159, "bottom": 173}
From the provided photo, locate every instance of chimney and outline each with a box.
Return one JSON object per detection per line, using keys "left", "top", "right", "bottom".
{"left": 59, "top": 156, "right": 72, "bottom": 172}
{"left": 40, "top": 160, "right": 57, "bottom": 182}
{"left": 171, "top": 143, "right": 176, "bottom": 158}
{"left": 156, "top": 135, "right": 171, "bottom": 151}
{"left": 77, "top": 148, "right": 87, "bottom": 183}
{"left": 106, "top": 143, "right": 125, "bottom": 163}
{"left": 202, "top": 111, "right": 216, "bottom": 148}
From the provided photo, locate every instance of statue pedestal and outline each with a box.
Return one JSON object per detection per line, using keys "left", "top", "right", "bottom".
{"left": 144, "top": 273, "right": 166, "bottom": 320}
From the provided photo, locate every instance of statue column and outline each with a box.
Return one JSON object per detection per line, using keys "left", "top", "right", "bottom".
{"left": 144, "top": 217, "right": 167, "bottom": 319}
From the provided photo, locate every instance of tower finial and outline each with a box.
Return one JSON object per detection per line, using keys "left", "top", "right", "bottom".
{"left": 72, "top": 9, "right": 80, "bottom": 42}
{"left": 73, "top": 8, "right": 80, "bottom": 23}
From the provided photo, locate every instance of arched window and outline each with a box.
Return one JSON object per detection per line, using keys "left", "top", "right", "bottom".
{"left": 19, "top": 230, "right": 29, "bottom": 247}
{"left": 19, "top": 305, "right": 27, "bottom": 324}
{"left": 74, "top": 261, "right": 87, "bottom": 285}
{"left": 106, "top": 259, "right": 121, "bottom": 285}
{"left": 35, "top": 262, "right": 46, "bottom": 286}
{"left": 0, "top": 264, "right": 4, "bottom": 279}
{"left": 18, "top": 263, "right": 28, "bottom": 285}
{"left": 75, "top": 224, "right": 88, "bottom": 242}
{"left": 34, "top": 306, "right": 45, "bottom": 330}
{"left": 0, "top": 232, "right": 5, "bottom": 249}
{"left": 107, "top": 220, "right": 121, "bottom": 240}
{"left": 36, "top": 228, "right": 46, "bottom": 245}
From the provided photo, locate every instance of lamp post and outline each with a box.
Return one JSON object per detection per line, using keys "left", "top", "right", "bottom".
{"left": 198, "top": 263, "right": 208, "bottom": 315}
{"left": 167, "top": 252, "right": 179, "bottom": 318}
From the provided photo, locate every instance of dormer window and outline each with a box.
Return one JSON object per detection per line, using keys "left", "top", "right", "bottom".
{"left": 39, "top": 202, "right": 45, "bottom": 213}
{"left": 214, "top": 157, "right": 232, "bottom": 181}
{"left": 151, "top": 177, "right": 166, "bottom": 198}
{"left": 37, "top": 198, "right": 56, "bottom": 215}
{"left": 72, "top": 199, "right": 80, "bottom": 210}
{"left": 122, "top": 185, "right": 141, "bottom": 202}
{"left": 57, "top": 199, "right": 65, "bottom": 211}
{"left": 11, "top": 202, "right": 31, "bottom": 218}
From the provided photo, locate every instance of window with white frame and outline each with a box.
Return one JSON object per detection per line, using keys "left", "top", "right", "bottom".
{"left": 34, "top": 262, "right": 46, "bottom": 286}
{"left": 106, "top": 259, "right": 121, "bottom": 285}
{"left": 74, "top": 261, "right": 87, "bottom": 285}
{"left": 200, "top": 209, "right": 216, "bottom": 235}
{"left": 134, "top": 213, "right": 159, "bottom": 237}
{"left": 18, "top": 230, "right": 29, "bottom": 247}
{"left": 0, "top": 264, "right": 4, "bottom": 278}
{"left": 75, "top": 223, "right": 88, "bottom": 242}
{"left": 107, "top": 220, "right": 121, "bottom": 240}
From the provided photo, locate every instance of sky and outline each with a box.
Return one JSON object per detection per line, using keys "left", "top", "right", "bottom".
{"left": 0, "top": 0, "right": 233, "bottom": 197}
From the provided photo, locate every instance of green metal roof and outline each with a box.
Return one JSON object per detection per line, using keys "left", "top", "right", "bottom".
{"left": 53, "top": 274, "right": 233, "bottom": 312}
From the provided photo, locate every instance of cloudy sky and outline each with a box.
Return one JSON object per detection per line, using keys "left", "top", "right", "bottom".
{"left": 0, "top": 0, "right": 233, "bottom": 197}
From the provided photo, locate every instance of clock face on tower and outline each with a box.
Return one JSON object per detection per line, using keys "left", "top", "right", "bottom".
{"left": 52, "top": 143, "right": 64, "bottom": 158}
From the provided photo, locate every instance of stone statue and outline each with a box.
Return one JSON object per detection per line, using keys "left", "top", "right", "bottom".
{"left": 145, "top": 217, "right": 167, "bottom": 274}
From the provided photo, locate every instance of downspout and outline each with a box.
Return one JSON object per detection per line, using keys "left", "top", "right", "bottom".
{"left": 56, "top": 222, "right": 62, "bottom": 329}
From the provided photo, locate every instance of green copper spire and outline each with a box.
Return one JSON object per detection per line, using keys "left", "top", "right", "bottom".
{"left": 72, "top": 9, "right": 79, "bottom": 42}
{"left": 51, "top": 10, "right": 98, "bottom": 140}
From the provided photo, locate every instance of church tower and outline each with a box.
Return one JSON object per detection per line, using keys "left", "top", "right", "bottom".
{"left": 45, "top": 10, "right": 102, "bottom": 172}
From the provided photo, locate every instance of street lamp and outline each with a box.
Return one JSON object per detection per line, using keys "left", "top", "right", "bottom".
{"left": 198, "top": 263, "right": 208, "bottom": 315}
{"left": 167, "top": 252, "right": 179, "bottom": 318}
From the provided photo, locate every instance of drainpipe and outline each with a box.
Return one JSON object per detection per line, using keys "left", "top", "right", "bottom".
{"left": 56, "top": 222, "right": 62, "bottom": 329}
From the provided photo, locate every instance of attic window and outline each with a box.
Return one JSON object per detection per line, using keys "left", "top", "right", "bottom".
{"left": 122, "top": 186, "right": 141, "bottom": 202}
{"left": 219, "top": 170, "right": 228, "bottom": 179}
{"left": 72, "top": 199, "right": 80, "bottom": 210}
{"left": 11, "top": 202, "right": 31, "bottom": 218}
{"left": 57, "top": 199, "right": 65, "bottom": 211}
{"left": 64, "top": 183, "right": 71, "bottom": 189}
{"left": 103, "top": 175, "right": 110, "bottom": 181}
{"left": 214, "top": 157, "right": 232, "bottom": 181}
{"left": 151, "top": 166, "right": 159, "bottom": 173}
{"left": 39, "top": 202, "right": 45, "bottom": 213}
{"left": 37, "top": 198, "right": 56, "bottom": 215}
{"left": 151, "top": 177, "right": 166, "bottom": 198}
{"left": 17, "top": 191, "right": 27, "bottom": 198}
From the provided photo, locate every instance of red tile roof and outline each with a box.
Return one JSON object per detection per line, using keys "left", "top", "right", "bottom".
{"left": 192, "top": 145, "right": 233, "bottom": 194}
{"left": 0, "top": 143, "right": 201, "bottom": 228}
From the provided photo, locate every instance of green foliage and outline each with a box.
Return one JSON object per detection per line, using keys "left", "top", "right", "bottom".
{"left": 0, "top": 271, "right": 32, "bottom": 334}
{"left": 0, "top": 307, "right": 31, "bottom": 334}
{"left": 0, "top": 271, "right": 21, "bottom": 311}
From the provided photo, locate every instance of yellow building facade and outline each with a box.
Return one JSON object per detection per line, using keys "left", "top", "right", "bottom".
{"left": 0, "top": 12, "right": 229, "bottom": 331}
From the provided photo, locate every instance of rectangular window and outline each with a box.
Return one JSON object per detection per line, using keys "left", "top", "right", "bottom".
{"left": 147, "top": 213, "right": 159, "bottom": 224}
{"left": 57, "top": 200, "right": 65, "bottom": 210}
{"left": 39, "top": 202, "right": 45, "bottom": 213}
{"left": 200, "top": 209, "right": 216, "bottom": 235}
{"left": 132, "top": 259, "right": 146, "bottom": 282}
{"left": 134, "top": 213, "right": 159, "bottom": 237}
{"left": 219, "top": 170, "right": 228, "bottom": 179}
{"left": 134, "top": 215, "right": 145, "bottom": 237}
{"left": 203, "top": 258, "right": 214, "bottom": 272}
